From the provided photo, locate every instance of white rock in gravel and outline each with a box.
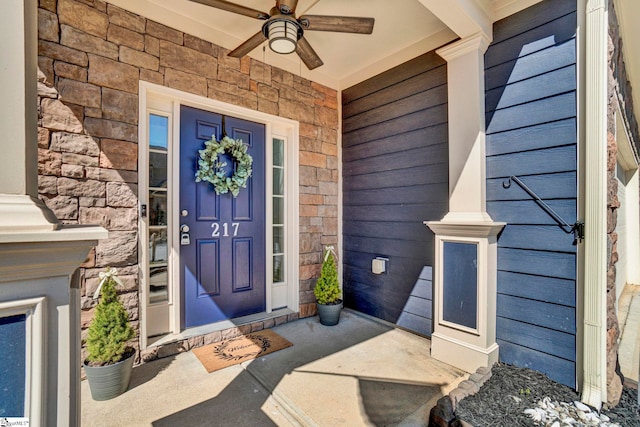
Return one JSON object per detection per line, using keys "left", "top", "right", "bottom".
{"left": 550, "top": 421, "right": 560, "bottom": 427}
{"left": 509, "top": 395, "right": 522, "bottom": 403}
{"left": 524, "top": 408, "right": 545, "bottom": 423}
{"left": 599, "top": 414, "right": 610, "bottom": 422}
{"left": 574, "top": 401, "right": 591, "bottom": 412}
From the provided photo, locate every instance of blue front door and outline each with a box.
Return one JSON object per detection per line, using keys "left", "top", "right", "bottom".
{"left": 180, "top": 105, "right": 266, "bottom": 328}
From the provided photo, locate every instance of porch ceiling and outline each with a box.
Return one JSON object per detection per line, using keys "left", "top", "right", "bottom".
{"left": 107, "top": 0, "right": 540, "bottom": 90}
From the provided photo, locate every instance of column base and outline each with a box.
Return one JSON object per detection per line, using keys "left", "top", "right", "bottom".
{"left": 431, "top": 332, "right": 499, "bottom": 373}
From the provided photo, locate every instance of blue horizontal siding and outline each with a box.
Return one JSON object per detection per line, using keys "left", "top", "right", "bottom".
{"left": 486, "top": 64, "right": 576, "bottom": 112}
{"left": 486, "top": 40, "right": 576, "bottom": 91}
{"left": 498, "top": 271, "right": 575, "bottom": 307}
{"left": 344, "top": 163, "right": 448, "bottom": 191}
{"left": 497, "top": 225, "right": 576, "bottom": 253}
{"left": 343, "top": 105, "right": 447, "bottom": 147}
{"left": 486, "top": 118, "right": 576, "bottom": 156}
{"left": 498, "top": 248, "right": 576, "bottom": 280}
{"left": 344, "top": 85, "right": 447, "bottom": 133}
{"left": 344, "top": 143, "right": 447, "bottom": 176}
{"left": 487, "top": 92, "right": 576, "bottom": 134}
{"left": 343, "top": 183, "right": 448, "bottom": 206}
{"left": 485, "top": 11, "right": 576, "bottom": 69}
{"left": 342, "top": 52, "right": 445, "bottom": 333}
{"left": 498, "top": 340, "right": 576, "bottom": 387}
{"left": 497, "top": 317, "right": 576, "bottom": 360}
{"left": 343, "top": 125, "right": 447, "bottom": 161}
{"left": 487, "top": 199, "right": 576, "bottom": 225}
{"left": 498, "top": 294, "right": 576, "bottom": 334}
{"left": 487, "top": 145, "right": 577, "bottom": 178}
{"left": 487, "top": 172, "right": 576, "bottom": 201}
{"left": 486, "top": 0, "right": 577, "bottom": 388}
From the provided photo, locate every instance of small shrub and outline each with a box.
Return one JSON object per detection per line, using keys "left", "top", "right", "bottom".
{"left": 314, "top": 248, "right": 341, "bottom": 305}
{"left": 86, "top": 269, "right": 135, "bottom": 366}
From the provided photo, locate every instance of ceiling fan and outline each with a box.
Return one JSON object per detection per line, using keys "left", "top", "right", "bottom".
{"left": 188, "top": 0, "right": 375, "bottom": 70}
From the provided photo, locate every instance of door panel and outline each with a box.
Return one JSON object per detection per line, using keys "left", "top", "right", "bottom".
{"left": 180, "top": 105, "right": 266, "bottom": 328}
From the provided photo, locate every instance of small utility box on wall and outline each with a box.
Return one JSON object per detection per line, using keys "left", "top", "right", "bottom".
{"left": 372, "top": 257, "right": 388, "bottom": 275}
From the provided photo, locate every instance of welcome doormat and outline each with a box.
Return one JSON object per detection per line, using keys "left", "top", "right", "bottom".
{"left": 192, "top": 329, "right": 293, "bottom": 373}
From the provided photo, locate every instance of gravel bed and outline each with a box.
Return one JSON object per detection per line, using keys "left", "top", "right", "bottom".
{"left": 455, "top": 363, "right": 640, "bottom": 426}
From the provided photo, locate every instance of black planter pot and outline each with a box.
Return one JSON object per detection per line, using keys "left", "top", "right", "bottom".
{"left": 84, "top": 351, "right": 134, "bottom": 401}
{"left": 317, "top": 301, "right": 342, "bottom": 326}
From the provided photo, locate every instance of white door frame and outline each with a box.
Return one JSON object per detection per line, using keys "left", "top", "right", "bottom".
{"left": 138, "top": 82, "right": 300, "bottom": 349}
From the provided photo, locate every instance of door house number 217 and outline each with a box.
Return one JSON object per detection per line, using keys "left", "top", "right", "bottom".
{"left": 211, "top": 222, "right": 240, "bottom": 237}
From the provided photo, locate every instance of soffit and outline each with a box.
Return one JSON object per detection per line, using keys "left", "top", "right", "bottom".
{"left": 107, "top": 0, "right": 541, "bottom": 90}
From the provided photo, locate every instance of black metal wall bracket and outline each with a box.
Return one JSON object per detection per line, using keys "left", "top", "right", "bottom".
{"left": 503, "top": 176, "right": 584, "bottom": 245}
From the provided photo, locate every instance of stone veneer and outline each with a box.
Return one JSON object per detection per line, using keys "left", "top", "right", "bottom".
{"left": 36, "top": 0, "right": 339, "bottom": 363}
{"left": 606, "top": 1, "right": 639, "bottom": 406}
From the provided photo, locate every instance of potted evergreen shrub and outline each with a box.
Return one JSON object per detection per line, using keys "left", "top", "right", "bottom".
{"left": 314, "top": 246, "right": 342, "bottom": 326}
{"left": 83, "top": 267, "right": 135, "bottom": 401}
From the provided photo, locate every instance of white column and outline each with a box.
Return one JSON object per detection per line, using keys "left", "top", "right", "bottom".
{"left": 0, "top": 1, "right": 107, "bottom": 425}
{"left": 0, "top": 0, "right": 59, "bottom": 232}
{"left": 440, "top": 34, "right": 492, "bottom": 222}
{"left": 581, "top": 0, "right": 608, "bottom": 409}
{"left": 426, "top": 33, "right": 505, "bottom": 373}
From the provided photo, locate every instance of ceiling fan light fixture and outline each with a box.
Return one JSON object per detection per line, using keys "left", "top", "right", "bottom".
{"left": 267, "top": 19, "right": 300, "bottom": 54}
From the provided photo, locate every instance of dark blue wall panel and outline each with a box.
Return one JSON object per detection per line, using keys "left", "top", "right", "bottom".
{"left": 485, "top": 0, "right": 578, "bottom": 388}
{"left": 0, "top": 314, "right": 26, "bottom": 417}
{"left": 342, "top": 52, "right": 448, "bottom": 334}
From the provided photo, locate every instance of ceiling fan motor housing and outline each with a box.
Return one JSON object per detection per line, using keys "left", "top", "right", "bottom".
{"left": 276, "top": 0, "right": 298, "bottom": 15}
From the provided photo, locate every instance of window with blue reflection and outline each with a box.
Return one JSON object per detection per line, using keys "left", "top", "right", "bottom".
{"left": 0, "top": 314, "right": 26, "bottom": 417}
{"left": 149, "top": 114, "right": 168, "bottom": 150}
{"left": 442, "top": 242, "right": 478, "bottom": 329}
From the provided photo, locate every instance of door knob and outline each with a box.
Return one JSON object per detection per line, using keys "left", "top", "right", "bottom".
{"left": 180, "top": 224, "right": 190, "bottom": 233}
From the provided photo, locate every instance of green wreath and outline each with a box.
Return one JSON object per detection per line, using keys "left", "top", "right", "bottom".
{"left": 195, "top": 135, "right": 253, "bottom": 197}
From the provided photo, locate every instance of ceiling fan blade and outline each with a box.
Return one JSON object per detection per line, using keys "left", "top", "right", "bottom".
{"left": 188, "top": 0, "right": 270, "bottom": 20}
{"left": 228, "top": 31, "right": 267, "bottom": 57}
{"left": 276, "top": 0, "right": 299, "bottom": 15}
{"left": 296, "top": 37, "right": 323, "bottom": 70}
{"left": 298, "top": 15, "right": 375, "bottom": 34}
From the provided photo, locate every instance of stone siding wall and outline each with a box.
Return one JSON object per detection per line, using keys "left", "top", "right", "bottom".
{"left": 606, "top": 1, "right": 639, "bottom": 406}
{"left": 36, "top": 0, "right": 338, "bottom": 362}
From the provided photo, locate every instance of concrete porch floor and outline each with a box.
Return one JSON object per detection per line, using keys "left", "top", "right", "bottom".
{"left": 81, "top": 309, "right": 468, "bottom": 426}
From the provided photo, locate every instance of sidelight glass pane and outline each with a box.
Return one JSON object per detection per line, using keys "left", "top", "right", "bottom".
{"left": 273, "top": 255, "right": 284, "bottom": 283}
{"left": 149, "top": 191, "right": 167, "bottom": 226}
{"left": 273, "top": 226, "right": 284, "bottom": 254}
{"left": 273, "top": 138, "right": 284, "bottom": 166}
{"left": 149, "top": 151, "right": 168, "bottom": 188}
{"left": 149, "top": 114, "right": 168, "bottom": 150}
{"left": 149, "top": 266, "right": 168, "bottom": 304}
{"left": 273, "top": 197, "right": 284, "bottom": 224}
{"left": 273, "top": 168, "right": 284, "bottom": 195}
{"left": 0, "top": 314, "right": 26, "bottom": 417}
{"left": 149, "top": 228, "right": 168, "bottom": 263}
{"left": 272, "top": 137, "right": 286, "bottom": 285}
